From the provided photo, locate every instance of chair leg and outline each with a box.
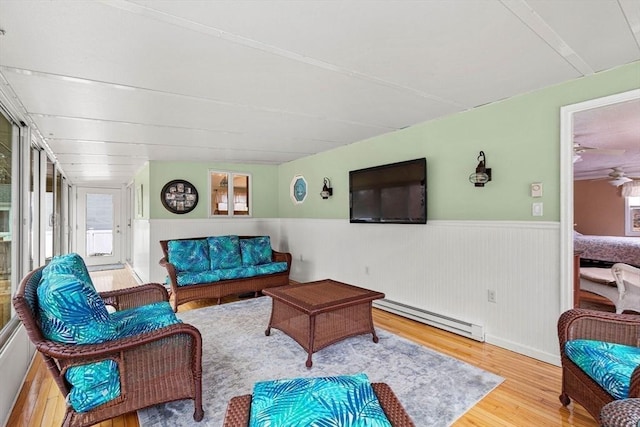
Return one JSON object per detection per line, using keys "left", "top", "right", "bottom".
{"left": 559, "top": 392, "right": 571, "bottom": 406}
{"left": 193, "top": 406, "right": 204, "bottom": 421}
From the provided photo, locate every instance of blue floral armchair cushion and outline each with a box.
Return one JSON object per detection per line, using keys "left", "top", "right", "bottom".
{"left": 207, "top": 235, "right": 242, "bottom": 269}
{"left": 565, "top": 339, "right": 640, "bottom": 400}
{"left": 167, "top": 239, "right": 210, "bottom": 273}
{"left": 249, "top": 373, "right": 391, "bottom": 427}
{"left": 43, "top": 253, "right": 94, "bottom": 291}
{"left": 111, "top": 301, "right": 181, "bottom": 336}
{"left": 240, "top": 236, "right": 272, "bottom": 266}
{"left": 38, "top": 273, "right": 115, "bottom": 344}
{"left": 65, "top": 360, "right": 121, "bottom": 413}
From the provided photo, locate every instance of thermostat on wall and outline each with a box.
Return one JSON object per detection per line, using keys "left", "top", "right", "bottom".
{"left": 531, "top": 182, "right": 543, "bottom": 198}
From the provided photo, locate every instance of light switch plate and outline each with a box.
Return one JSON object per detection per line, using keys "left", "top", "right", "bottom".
{"left": 532, "top": 202, "right": 543, "bottom": 216}
{"left": 531, "top": 182, "right": 543, "bottom": 198}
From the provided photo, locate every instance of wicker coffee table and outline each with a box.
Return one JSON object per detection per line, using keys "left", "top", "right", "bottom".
{"left": 263, "top": 279, "right": 385, "bottom": 367}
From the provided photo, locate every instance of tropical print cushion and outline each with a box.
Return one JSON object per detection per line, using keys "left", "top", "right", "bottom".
{"left": 44, "top": 253, "right": 94, "bottom": 291}
{"left": 208, "top": 235, "right": 242, "bottom": 269}
{"left": 38, "top": 273, "right": 115, "bottom": 344}
{"left": 240, "top": 236, "right": 272, "bottom": 266}
{"left": 65, "top": 360, "right": 121, "bottom": 413}
{"left": 565, "top": 339, "right": 640, "bottom": 399}
{"left": 167, "top": 239, "right": 210, "bottom": 272}
{"left": 249, "top": 373, "right": 391, "bottom": 427}
{"left": 254, "top": 262, "right": 288, "bottom": 276}
{"left": 217, "top": 266, "right": 258, "bottom": 280}
{"left": 110, "top": 301, "right": 181, "bottom": 336}
{"left": 176, "top": 270, "right": 222, "bottom": 286}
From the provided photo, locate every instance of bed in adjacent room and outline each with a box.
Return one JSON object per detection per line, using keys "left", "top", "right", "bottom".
{"left": 574, "top": 231, "right": 640, "bottom": 268}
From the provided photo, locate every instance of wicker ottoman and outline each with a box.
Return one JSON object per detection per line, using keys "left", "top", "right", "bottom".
{"left": 600, "top": 398, "right": 640, "bottom": 427}
{"left": 223, "top": 382, "right": 414, "bottom": 426}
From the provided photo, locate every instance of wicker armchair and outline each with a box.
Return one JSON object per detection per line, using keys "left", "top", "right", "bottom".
{"left": 13, "top": 266, "right": 204, "bottom": 427}
{"left": 558, "top": 308, "right": 640, "bottom": 422}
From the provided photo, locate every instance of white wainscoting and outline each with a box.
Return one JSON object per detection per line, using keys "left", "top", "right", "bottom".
{"left": 0, "top": 326, "right": 34, "bottom": 426}
{"left": 137, "top": 218, "right": 562, "bottom": 365}
{"left": 279, "top": 219, "right": 562, "bottom": 365}
{"left": 132, "top": 219, "right": 152, "bottom": 283}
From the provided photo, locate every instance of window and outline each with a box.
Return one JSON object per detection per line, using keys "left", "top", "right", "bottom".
{"left": 626, "top": 196, "right": 640, "bottom": 236}
{"left": 209, "top": 171, "right": 251, "bottom": 217}
{"left": 0, "top": 109, "right": 14, "bottom": 334}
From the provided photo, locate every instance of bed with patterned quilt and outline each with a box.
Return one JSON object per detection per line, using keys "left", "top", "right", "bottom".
{"left": 574, "top": 231, "right": 640, "bottom": 268}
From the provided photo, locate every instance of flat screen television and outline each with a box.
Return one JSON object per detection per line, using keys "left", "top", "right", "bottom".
{"left": 349, "top": 158, "right": 427, "bottom": 224}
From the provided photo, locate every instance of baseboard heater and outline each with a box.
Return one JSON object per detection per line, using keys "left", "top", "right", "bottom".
{"left": 373, "top": 299, "right": 485, "bottom": 342}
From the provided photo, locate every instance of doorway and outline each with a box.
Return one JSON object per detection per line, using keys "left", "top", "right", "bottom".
{"left": 76, "top": 187, "right": 122, "bottom": 267}
{"left": 560, "top": 88, "right": 640, "bottom": 311}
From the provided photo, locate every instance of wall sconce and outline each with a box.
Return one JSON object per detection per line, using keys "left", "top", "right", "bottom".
{"left": 469, "top": 151, "right": 492, "bottom": 187}
{"left": 320, "top": 177, "right": 333, "bottom": 199}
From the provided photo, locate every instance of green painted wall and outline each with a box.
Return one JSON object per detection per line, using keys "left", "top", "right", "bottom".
{"left": 146, "top": 161, "right": 279, "bottom": 219}
{"left": 278, "top": 61, "right": 640, "bottom": 221}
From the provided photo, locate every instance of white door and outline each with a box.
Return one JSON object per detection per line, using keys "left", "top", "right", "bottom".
{"left": 76, "top": 187, "right": 122, "bottom": 266}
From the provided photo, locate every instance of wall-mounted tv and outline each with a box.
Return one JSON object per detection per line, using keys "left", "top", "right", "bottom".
{"left": 349, "top": 158, "right": 427, "bottom": 224}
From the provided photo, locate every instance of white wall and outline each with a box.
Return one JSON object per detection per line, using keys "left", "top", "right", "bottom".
{"left": 138, "top": 218, "right": 561, "bottom": 365}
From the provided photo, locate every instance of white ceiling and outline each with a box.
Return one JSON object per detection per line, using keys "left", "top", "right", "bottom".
{"left": 0, "top": 0, "right": 639, "bottom": 186}
{"left": 573, "top": 98, "right": 640, "bottom": 181}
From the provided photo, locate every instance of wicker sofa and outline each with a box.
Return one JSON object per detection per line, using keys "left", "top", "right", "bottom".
{"left": 159, "top": 235, "right": 292, "bottom": 311}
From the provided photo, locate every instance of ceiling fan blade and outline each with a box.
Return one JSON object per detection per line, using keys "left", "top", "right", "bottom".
{"left": 581, "top": 148, "right": 626, "bottom": 155}
{"left": 573, "top": 143, "right": 625, "bottom": 155}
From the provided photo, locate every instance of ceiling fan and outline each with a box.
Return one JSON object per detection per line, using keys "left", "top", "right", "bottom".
{"left": 573, "top": 143, "right": 626, "bottom": 163}
{"left": 603, "top": 167, "right": 636, "bottom": 186}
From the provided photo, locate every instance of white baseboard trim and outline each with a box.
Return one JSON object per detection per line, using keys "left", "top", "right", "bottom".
{"left": 485, "top": 334, "right": 560, "bottom": 367}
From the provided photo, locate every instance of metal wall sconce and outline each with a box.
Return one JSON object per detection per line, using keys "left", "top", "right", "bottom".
{"left": 469, "top": 151, "right": 492, "bottom": 187}
{"left": 320, "top": 177, "right": 333, "bottom": 199}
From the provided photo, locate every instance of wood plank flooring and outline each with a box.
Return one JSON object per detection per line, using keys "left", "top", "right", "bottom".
{"left": 8, "top": 266, "right": 598, "bottom": 426}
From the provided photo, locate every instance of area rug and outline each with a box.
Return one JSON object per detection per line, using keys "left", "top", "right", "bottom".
{"left": 137, "top": 296, "right": 503, "bottom": 426}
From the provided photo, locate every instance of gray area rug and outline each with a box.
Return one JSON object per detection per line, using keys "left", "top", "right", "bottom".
{"left": 137, "top": 297, "right": 503, "bottom": 426}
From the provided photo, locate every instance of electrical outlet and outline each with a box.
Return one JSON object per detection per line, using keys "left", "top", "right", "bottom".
{"left": 487, "top": 289, "right": 497, "bottom": 303}
{"left": 299, "top": 254, "right": 304, "bottom": 262}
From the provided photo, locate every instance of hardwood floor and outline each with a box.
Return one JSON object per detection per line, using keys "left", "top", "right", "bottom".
{"left": 8, "top": 266, "right": 598, "bottom": 426}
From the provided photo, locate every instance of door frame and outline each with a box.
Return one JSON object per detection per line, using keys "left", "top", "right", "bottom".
{"left": 559, "top": 88, "right": 640, "bottom": 312}
{"left": 75, "top": 187, "right": 124, "bottom": 266}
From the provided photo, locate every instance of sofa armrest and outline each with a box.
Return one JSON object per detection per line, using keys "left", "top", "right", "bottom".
{"left": 100, "top": 283, "right": 169, "bottom": 311}
{"left": 159, "top": 257, "right": 180, "bottom": 311}
{"left": 558, "top": 309, "right": 640, "bottom": 350}
{"left": 272, "top": 250, "right": 292, "bottom": 271}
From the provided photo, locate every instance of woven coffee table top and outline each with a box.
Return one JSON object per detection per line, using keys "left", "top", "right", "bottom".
{"left": 263, "top": 279, "right": 384, "bottom": 314}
